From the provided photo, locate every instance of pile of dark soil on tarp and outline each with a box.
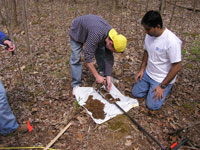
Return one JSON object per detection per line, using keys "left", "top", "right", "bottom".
{"left": 84, "top": 95, "right": 105, "bottom": 119}
{"left": 99, "top": 88, "right": 120, "bottom": 103}
{"left": 105, "top": 93, "right": 120, "bottom": 103}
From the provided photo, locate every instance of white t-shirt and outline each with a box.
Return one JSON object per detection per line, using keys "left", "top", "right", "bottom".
{"left": 144, "top": 28, "right": 182, "bottom": 84}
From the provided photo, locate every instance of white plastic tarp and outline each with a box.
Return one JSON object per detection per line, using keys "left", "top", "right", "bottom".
{"left": 73, "top": 83, "right": 139, "bottom": 124}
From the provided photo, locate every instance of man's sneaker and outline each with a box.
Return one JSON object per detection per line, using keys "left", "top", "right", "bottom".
{"left": 73, "top": 85, "right": 80, "bottom": 95}
{"left": 0, "top": 124, "right": 28, "bottom": 136}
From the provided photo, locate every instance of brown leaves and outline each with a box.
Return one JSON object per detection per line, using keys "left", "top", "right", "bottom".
{"left": 77, "top": 132, "right": 83, "bottom": 142}
{"left": 0, "top": 0, "right": 199, "bottom": 150}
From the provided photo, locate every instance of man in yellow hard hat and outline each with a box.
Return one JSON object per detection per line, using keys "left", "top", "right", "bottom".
{"left": 69, "top": 14, "right": 127, "bottom": 92}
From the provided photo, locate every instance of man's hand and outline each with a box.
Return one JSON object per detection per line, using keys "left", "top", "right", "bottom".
{"left": 87, "top": 62, "right": 105, "bottom": 84}
{"left": 152, "top": 85, "right": 164, "bottom": 101}
{"left": 96, "top": 74, "right": 105, "bottom": 84}
{"left": 3, "top": 40, "right": 15, "bottom": 52}
{"left": 106, "top": 76, "right": 112, "bottom": 91}
{"left": 135, "top": 50, "right": 148, "bottom": 83}
{"left": 135, "top": 69, "right": 144, "bottom": 83}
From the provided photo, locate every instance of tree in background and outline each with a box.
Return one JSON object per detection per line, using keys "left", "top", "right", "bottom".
{"left": 6, "top": 0, "right": 18, "bottom": 31}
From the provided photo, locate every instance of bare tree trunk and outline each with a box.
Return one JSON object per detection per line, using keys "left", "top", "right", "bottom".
{"left": 95, "top": 0, "right": 100, "bottom": 14}
{"left": 138, "top": 0, "right": 143, "bottom": 48}
{"left": 0, "top": 0, "right": 6, "bottom": 25}
{"left": 6, "top": 0, "right": 18, "bottom": 30}
{"left": 0, "top": 9, "right": 6, "bottom": 25}
{"left": 192, "top": 0, "right": 198, "bottom": 33}
{"left": 34, "top": 0, "right": 42, "bottom": 49}
{"left": 71, "top": 0, "right": 78, "bottom": 17}
{"left": 192, "top": 0, "right": 197, "bottom": 13}
{"left": 168, "top": 0, "right": 176, "bottom": 28}
{"left": 145, "top": 0, "right": 149, "bottom": 11}
{"left": 109, "top": 0, "right": 114, "bottom": 23}
{"left": 34, "top": 0, "right": 41, "bottom": 26}
{"left": 61, "top": 0, "right": 68, "bottom": 52}
{"left": 4, "top": 0, "right": 11, "bottom": 35}
{"left": 159, "top": 0, "right": 165, "bottom": 15}
{"left": 96, "top": 0, "right": 99, "bottom": 6}
{"left": 101, "top": 0, "right": 106, "bottom": 18}
{"left": 180, "top": 8, "right": 185, "bottom": 37}
{"left": 21, "top": 0, "right": 32, "bottom": 55}
{"left": 119, "top": 0, "right": 125, "bottom": 32}
{"left": 50, "top": 0, "right": 54, "bottom": 20}
{"left": 135, "top": 3, "right": 139, "bottom": 47}
{"left": 112, "top": 0, "right": 118, "bottom": 12}
{"left": 85, "top": 0, "right": 89, "bottom": 14}
{"left": 124, "top": 1, "right": 128, "bottom": 16}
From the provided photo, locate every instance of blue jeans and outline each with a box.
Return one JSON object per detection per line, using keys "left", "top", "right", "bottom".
{"left": 0, "top": 81, "right": 18, "bottom": 135}
{"left": 132, "top": 71, "right": 173, "bottom": 110}
{"left": 70, "top": 38, "right": 105, "bottom": 87}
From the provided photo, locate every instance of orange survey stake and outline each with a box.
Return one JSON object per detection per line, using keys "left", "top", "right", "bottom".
{"left": 27, "top": 120, "right": 33, "bottom": 132}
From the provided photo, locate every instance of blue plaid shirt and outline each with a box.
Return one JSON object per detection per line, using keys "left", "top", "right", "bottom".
{"left": 69, "top": 14, "right": 114, "bottom": 76}
{"left": 0, "top": 31, "right": 9, "bottom": 45}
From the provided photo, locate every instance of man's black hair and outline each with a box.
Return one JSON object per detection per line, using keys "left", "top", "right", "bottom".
{"left": 141, "top": 10, "right": 163, "bottom": 28}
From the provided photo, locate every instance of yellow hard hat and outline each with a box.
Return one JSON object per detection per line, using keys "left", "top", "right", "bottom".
{"left": 108, "top": 29, "right": 127, "bottom": 53}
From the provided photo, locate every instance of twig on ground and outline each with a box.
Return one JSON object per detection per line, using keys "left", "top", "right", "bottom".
{"left": 43, "top": 108, "right": 81, "bottom": 150}
{"left": 168, "top": 121, "right": 200, "bottom": 135}
{"left": 181, "top": 146, "right": 199, "bottom": 150}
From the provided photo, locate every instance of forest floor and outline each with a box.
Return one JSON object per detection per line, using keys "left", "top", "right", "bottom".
{"left": 0, "top": 0, "right": 200, "bottom": 150}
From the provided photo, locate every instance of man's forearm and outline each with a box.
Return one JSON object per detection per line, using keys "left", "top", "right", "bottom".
{"left": 87, "top": 62, "right": 99, "bottom": 78}
{"left": 161, "top": 62, "right": 182, "bottom": 86}
{"left": 0, "top": 35, "right": 10, "bottom": 45}
{"left": 140, "top": 50, "right": 148, "bottom": 71}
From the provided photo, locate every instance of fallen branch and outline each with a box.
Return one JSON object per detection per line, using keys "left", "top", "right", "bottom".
{"left": 43, "top": 106, "right": 81, "bottom": 150}
{"left": 43, "top": 121, "right": 73, "bottom": 150}
{"left": 181, "top": 146, "right": 199, "bottom": 150}
{"left": 168, "top": 121, "right": 200, "bottom": 135}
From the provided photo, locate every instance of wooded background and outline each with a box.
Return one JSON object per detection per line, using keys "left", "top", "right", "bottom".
{"left": 0, "top": 0, "right": 199, "bottom": 149}
{"left": 0, "top": 0, "right": 199, "bottom": 90}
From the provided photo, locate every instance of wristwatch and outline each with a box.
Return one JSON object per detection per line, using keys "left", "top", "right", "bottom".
{"left": 159, "top": 83, "right": 167, "bottom": 89}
